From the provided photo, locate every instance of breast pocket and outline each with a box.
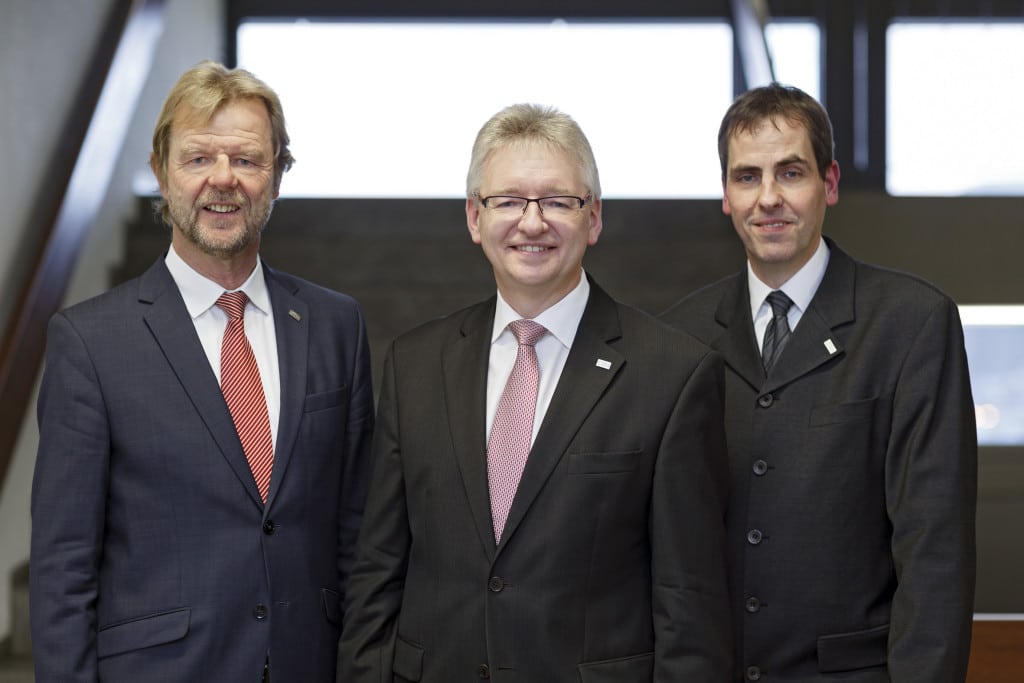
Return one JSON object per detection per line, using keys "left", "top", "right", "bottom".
{"left": 808, "top": 397, "right": 878, "bottom": 427}
{"left": 568, "top": 449, "right": 642, "bottom": 475}
{"left": 303, "top": 386, "right": 348, "bottom": 413}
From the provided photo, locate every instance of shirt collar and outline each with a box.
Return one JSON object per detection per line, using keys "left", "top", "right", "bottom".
{"left": 164, "top": 245, "right": 271, "bottom": 319}
{"left": 491, "top": 270, "right": 590, "bottom": 350}
{"left": 747, "top": 237, "right": 830, "bottom": 319}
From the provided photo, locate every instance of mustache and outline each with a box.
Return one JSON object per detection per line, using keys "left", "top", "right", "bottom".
{"left": 199, "top": 192, "right": 247, "bottom": 206}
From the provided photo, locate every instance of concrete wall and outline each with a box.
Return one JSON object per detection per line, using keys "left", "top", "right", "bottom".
{"left": 0, "top": 0, "right": 224, "bottom": 643}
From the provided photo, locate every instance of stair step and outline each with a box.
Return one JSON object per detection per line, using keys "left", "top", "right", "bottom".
{"left": 8, "top": 565, "right": 29, "bottom": 659}
{"left": 0, "top": 656, "right": 33, "bottom": 683}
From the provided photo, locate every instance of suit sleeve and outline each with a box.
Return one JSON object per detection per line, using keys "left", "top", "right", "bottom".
{"left": 885, "top": 297, "right": 977, "bottom": 681}
{"left": 338, "top": 342, "right": 409, "bottom": 682}
{"left": 337, "top": 303, "right": 376, "bottom": 599}
{"left": 651, "top": 348, "right": 733, "bottom": 681}
{"left": 30, "top": 313, "right": 109, "bottom": 683}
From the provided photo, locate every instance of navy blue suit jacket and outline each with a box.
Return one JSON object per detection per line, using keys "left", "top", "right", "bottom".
{"left": 30, "top": 257, "right": 374, "bottom": 682}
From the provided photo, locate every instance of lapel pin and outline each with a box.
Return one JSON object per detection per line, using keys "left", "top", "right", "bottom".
{"left": 288, "top": 310, "right": 302, "bottom": 321}
{"left": 823, "top": 338, "right": 837, "bottom": 355}
{"left": 595, "top": 359, "right": 612, "bottom": 370}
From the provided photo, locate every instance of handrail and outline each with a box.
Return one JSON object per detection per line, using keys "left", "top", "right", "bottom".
{"left": 0, "top": 0, "right": 165, "bottom": 488}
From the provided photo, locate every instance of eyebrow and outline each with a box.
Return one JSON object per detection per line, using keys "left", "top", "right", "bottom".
{"left": 177, "top": 142, "right": 268, "bottom": 158}
{"left": 773, "top": 155, "right": 811, "bottom": 169}
{"left": 487, "top": 187, "right": 576, "bottom": 196}
{"left": 730, "top": 155, "right": 811, "bottom": 176}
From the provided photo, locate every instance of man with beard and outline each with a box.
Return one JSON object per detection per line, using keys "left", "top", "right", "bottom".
{"left": 29, "top": 61, "right": 374, "bottom": 682}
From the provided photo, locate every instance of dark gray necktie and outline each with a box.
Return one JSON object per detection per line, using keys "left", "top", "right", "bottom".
{"left": 761, "top": 290, "right": 794, "bottom": 372}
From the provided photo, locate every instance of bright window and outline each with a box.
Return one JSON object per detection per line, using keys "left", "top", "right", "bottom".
{"left": 765, "top": 21, "right": 821, "bottom": 101}
{"left": 235, "top": 19, "right": 819, "bottom": 199}
{"left": 887, "top": 22, "right": 1024, "bottom": 196}
{"left": 960, "top": 306, "right": 1024, "bottom": 446}
{"left": 238, "top": 20, "right": 733, "bottom": 198}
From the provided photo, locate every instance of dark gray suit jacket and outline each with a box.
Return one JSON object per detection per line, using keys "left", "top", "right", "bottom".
{"left": 661, "top": 239, "right": 977, "bottom": 682}
{"left": 338, "top": 278, "right": 733, "bottom": 682}
{"left": 30, "top": 257, "right": 374, "bottom": 682}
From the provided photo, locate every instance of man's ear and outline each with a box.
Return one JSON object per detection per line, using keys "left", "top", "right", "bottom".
{"left": 150, "top": 153, "right": 167, "bottom": 197}
{"left": 466, "top": 197, "right": 483, "bottom": 245}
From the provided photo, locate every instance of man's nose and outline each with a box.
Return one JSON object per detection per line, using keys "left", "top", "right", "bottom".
{"left": 516, "top": 201, "right": 547, "bottom": 234}
{"left": 208, "top": 155, "right": 238, "bottom": 187}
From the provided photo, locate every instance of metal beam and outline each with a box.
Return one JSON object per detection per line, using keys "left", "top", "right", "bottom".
{"left": 730, "top": 0, "right": 775, "bottom": 90}
{"left": 0, "top": 0, "right": 166, "bottom": 488}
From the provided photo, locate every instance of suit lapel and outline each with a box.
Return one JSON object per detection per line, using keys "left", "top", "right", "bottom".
{"left": 497, "top": 281, "right": 624, "bottom": 554}
{"left": 711, "top": 273, "right": 765, "bottom": 391}
{"left": 442, "top": 300, "right": 497, "bottom": 559}
{"left": 139, "top": 258, "right": 264, "bottom": 508}
{"left": 764, "top": 241, "right": 855, "bottom": 391}
{"left": 264, "top": 266, "right": 309, "bottom": 510}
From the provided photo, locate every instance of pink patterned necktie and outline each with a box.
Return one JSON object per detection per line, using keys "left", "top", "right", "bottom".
{"left": 216, "top": 291, "right": 274, "bottom": 503}
{"left": 488, "top": 319, "right": 547, "bottom": 543}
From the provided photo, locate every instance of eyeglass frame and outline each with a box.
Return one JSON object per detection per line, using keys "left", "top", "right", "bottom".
{"left": 475, "top": 193, "right": 591, "bottom": 217}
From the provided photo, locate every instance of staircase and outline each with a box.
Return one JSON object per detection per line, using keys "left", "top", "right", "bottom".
{"left": 0, "top": 564, "right": 33, "bottom": 683}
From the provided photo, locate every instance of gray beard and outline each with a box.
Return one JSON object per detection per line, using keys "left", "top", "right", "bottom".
{"left": 171, "top": 200, "right": 274, "bottom": 258}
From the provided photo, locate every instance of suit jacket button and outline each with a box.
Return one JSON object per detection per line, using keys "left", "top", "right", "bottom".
{"left": 752, "top": 459, "right": 769, "bottom": 475}
{"left": 262, "top": 519, "right": 276, "bottom": 535}
{"left": 488, "top": 576, "right": 505, "bottom": 592}
{"left": 253, "top": 603, "right": 268, "bottom": 620}
{"left": 477, "top": 664, "right": 490, "bottom": 678}
{"left": 745, "top": 596, "right": 761, "bottom": 613}
{"left": 757, "top": 394, "right": 773, "bottom": 408}
{"left": 746, "top": 665, "right": 762, "bottom": 681}
{"left": 747, "top": 529, "right": 763, "bottom": 545}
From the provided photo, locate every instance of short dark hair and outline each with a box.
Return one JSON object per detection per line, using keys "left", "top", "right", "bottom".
{"left": 718, "top": 82, "right": 834, "bottom": 181}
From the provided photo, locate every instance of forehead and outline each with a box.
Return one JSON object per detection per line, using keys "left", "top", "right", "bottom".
{"left": 482, "top": 141, "right": 583, "bottom": 191}
{"left": 170, "top": 98, "right": 272, "bottom": 150}
{"left": 728, "top": 117, "right": 814, "bottom": 165}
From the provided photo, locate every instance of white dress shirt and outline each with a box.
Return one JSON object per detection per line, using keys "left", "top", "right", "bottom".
{"left": 749, "top": 238, "right": 831, "bottom": 350}
{"left": 485, "top": 272, "right": 590, "bottom": 445}
{"left": 164, "top": 246, "right": 281, "bottom": 451}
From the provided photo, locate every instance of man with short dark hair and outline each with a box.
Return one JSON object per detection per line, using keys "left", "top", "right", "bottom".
{"left": 662, "top": 82, "right": 977, "bottom": 682}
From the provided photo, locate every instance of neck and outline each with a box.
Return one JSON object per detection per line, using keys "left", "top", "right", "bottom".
{"left": 171, "top": 238, "right": 259, "bottom": 291}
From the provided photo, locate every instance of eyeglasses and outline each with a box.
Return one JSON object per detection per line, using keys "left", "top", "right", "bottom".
{"left": 478, "top": 194, "right": 589, "bottom": 219}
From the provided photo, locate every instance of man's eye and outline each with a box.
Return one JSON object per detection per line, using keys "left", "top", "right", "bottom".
{"left": 189, "top": 157, "right": 207, "bottom": 165}
{"left": 543, "top": 198, "right": 573, "bottom": 210}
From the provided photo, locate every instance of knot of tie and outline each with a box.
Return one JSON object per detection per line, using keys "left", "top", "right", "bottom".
{"left": 766, "top": 290, "right": 793, "bottom": 317}
{"left": 216, "top": 291, "right": 249, "bottom": 320}
{"left": 509, "top": 319, "right": 547, "bottom": 347}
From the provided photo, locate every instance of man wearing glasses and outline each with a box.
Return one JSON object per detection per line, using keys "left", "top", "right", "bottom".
{"left": 338, "top": 103, "right": 733, "bottom": 681}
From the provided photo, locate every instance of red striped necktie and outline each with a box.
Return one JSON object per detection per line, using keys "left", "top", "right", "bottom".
{"left": 216, "top": 291, "right": 274, "bottom": 503}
